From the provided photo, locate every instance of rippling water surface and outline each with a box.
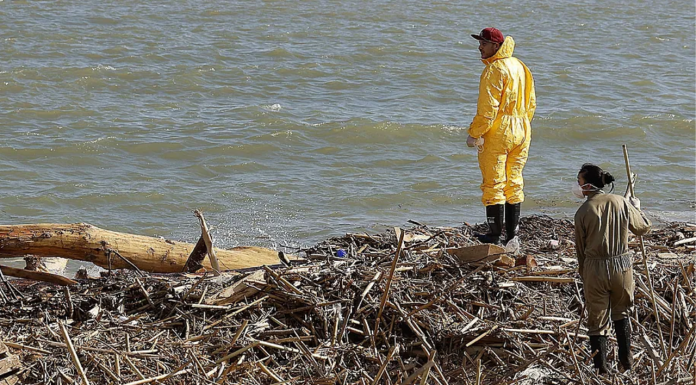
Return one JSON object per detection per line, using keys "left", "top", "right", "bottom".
{"left": 1, "top": 1, "right": 694, "bottom": 266}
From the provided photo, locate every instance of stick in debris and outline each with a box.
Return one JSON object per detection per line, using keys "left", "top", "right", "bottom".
{"left": 58, "top": 321, "right": 91, "bottom": 385}
{"left": 106, "top": 248, "right": 147, "bottom": 277}
{"left": 374, "top": 227, "right": 405, "bottom": 335}
{"left": 0, "top": 264, "right": 77, "bottom": 286}
{"left": 194, "top": 210, "right": 221, "bottom": 275}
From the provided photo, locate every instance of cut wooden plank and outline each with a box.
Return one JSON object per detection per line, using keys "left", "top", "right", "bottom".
{"left": 209, "top": 270, "right": 266, "bottom": 306}
{"left": 0, "top": 265, "right": 77, "bottom": 286}
{"left": 657, "top": 252, "right": 682, "bottom": 259}
{"left": 674, "top": 237, "right": 696, "bottom": 246}
{"left": 0, "top": 353, "right": 20, "bottom": 377}
{"left": 0, "top": 223, "right": 283, "bottom": 273}
{"left": 403, "top": 233, "right": 430, "bottom": 243}
{"left": 0, "top": 342, "right": 23, "bottom": 384}
{"left": 446, "top": 244, "right": 513, "bottom": 267}
{"left": 510, "top": 276, "right": 575, "bottom": 284}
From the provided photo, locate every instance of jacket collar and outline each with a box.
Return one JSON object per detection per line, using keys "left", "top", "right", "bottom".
{"left": 586, "top": 190, "right": 606, "bottom": 200}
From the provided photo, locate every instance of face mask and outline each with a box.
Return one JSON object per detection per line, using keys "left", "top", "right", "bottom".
{"left": 571, "top": 182, "right": 585, "bottom": 199}
{"left": 572, "top": 182, "right": 599, "bottom": 199}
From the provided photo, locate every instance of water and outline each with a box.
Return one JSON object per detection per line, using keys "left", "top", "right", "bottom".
{"left": 0, "top": 1, "right": 694, "bottom": 273}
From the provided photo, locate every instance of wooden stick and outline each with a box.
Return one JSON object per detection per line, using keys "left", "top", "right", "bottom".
{"left": 0, "top": 264, "right": 77, "bottom": 286}
{"left": 466, "top": 325, "right": 499, "bottom": 347}
{"left": 374, "top": 228, "right": 405, "bottom": 335}
{"left": 674, "top": 237, "right": 696, "bottom": 246}
{"left": 0, "top": 267, "right": 21, "bottom": 300}
{"left": 669, "top": 276, "right": 678, "bottom": 356}
{"left": 402, "top": 360, "right": 435, "bottom": 385}
{"left": 58, "top": 321, "right": 90, "bottom": 385}
{"left": 124, "top": 356, "right": 146, "bottom": 379}
{"left": 106, "top": 248, "right": 146, "bottom": 277}
{"left": 678, "top": 260, "right": 694, "bottom": 293}
{"left": 122, "top": 369, "right": 189, "bottom": 385}
{"left": 623, "top": 144, "right": 667, "bottom": 357}
{"left": 476, "top": 357, "right": 482, "bottom": 385}
{"left": 214, "top": 341, "right": 259, "bottom": 365}
{"left": 195, "top": 210, "right": 221, "bottom": 275}
{"left": 63, "top": 286, "right": 74, "bottom": 319}
{"left": 509, "top": 276, "right": 575, "bottom": 283}
{"left": 86, "top": 353, "right": 120, "bottom": 383}
{"left": 563, "top": 330, "right": 586, "bottom": 385}
{"left": 419, "top": 350, "right": 435, "bottom": 385}
{"left": 656, "top": 324, "right": 694, "bottom": 377}
{"left": 135, "top": 278, "right": 155, "bottom": 308}
{"left": 371, "top": 345, "right": 397, "bottom": 385}
{"left": 257, "top": 361, "right": 284, "bottom": 383}
{"left": 2, "top": 341, "right": 51, "bottom": 354}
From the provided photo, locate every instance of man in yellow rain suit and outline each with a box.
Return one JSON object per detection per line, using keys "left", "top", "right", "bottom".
{"left": 466, "top": 27, "right": 536, "bottom": 245}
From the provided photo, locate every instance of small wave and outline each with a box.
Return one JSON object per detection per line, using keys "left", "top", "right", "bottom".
{"left": 264, "top": 48, "right": 294, "bottom": 58}
{"left": 87, "top": 17, "right": 119, "bottom": 25}
{"left": 80, "top": 136, "right": 117, "bottom": 145}
{"left": 11, "top": 108, "right": 98, "bottom": 120}
{"left": 410, "top": 181, "right": 442, "bottom": 191}
{"left": 93, "top": 64, "right": 116, "bottom": 71}
{"left": 225, "top": 142, "right": 279, "bottom": 157}
{"left": 415, "top": 154, "right": 446, "bottom": 164}
{"left": 270, "top": 130, "right": 293, "bottom": 137}
{"left": 324, "top": 80, "right": 361, "bottom": 90}
{"left": 262, "top": 104, "right": 282, "bottom": 112}
{"left": 440, "top": 125, "right": 466, "bottom": 133}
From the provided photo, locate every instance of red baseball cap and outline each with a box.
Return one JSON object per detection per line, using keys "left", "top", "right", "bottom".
{"left": 471, "top": 27, "right": 504, "bottom": 44}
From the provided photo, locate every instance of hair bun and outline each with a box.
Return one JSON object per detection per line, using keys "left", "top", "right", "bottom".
{"left": 602, "top": 171, "right": 615, "bottom": 185}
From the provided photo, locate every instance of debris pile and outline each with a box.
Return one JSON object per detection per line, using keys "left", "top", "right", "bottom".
{"left": 0, "top": 216, "right": 694, "bottom": 384}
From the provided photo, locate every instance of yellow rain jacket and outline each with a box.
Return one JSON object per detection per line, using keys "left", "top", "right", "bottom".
{"left": 468, "top": 36, "right": 536, "bottom": 206}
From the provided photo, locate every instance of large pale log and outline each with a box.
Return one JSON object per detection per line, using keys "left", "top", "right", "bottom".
{"left": 0, "top": 223, "right": 281, "bottom": 273}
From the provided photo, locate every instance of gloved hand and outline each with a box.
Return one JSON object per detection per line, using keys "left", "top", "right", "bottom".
{"left": 466, "top": 135, "right": 476, "bottom": 147}
{"left": 629, "top": 196, "right": 641, "bottom": 210}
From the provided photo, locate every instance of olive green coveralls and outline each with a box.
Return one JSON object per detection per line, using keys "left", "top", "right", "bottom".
{"left": 574, "top": 192, "right": 651, "bottom": 336}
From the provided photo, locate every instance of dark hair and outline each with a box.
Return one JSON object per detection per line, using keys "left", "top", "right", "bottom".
{"left": 579, "top": 163, "right": 615, "bottom": 190}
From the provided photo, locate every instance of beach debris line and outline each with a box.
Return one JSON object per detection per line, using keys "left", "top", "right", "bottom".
{"left": 0, "top": 215, "right": 693, "bottom": 384}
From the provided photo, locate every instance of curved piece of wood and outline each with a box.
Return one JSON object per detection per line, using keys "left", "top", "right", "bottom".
{"left": 0, "top": 265, "right": 77, "bottom": 286}
{"left": 0, "top": 223, "right": 280, "bottom": 273}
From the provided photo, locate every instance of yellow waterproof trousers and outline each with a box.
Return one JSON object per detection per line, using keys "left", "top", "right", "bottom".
{"left": 477, "top": 116, "right": 531, "bottom": 206}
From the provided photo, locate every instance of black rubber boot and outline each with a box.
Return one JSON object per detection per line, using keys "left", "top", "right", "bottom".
{"left": 504, "top": 202, "right": 521, "bottom": 245}
{"left": 614, "top": 318, "right": 633, "bottom": 371}
{"left": 589, "top": 336, "right": 609, "bottom": 374}
{"left": 475, "top": 204, "right": 503, "bottom": 245}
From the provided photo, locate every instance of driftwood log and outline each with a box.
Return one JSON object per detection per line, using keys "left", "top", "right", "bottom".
{"left": 0, "top": 223, "right": 281, "bottom": 273}
{"left": 0, "top": 265, "right": 77, "bottom": 286}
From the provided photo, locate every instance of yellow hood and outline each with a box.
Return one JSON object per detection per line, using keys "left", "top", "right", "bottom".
{"left": 482, "top": 36, "right": 515, "bottom": 65}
